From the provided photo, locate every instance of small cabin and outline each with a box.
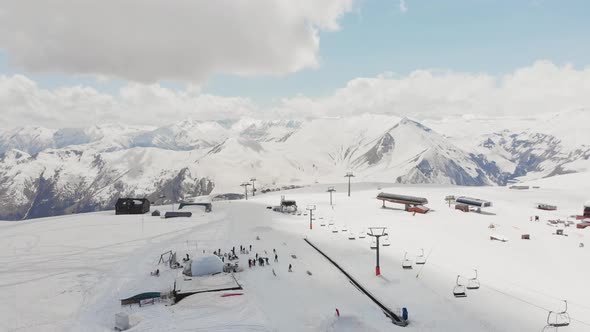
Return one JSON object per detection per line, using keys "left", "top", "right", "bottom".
{"left": 280, "top": 196, "right": 297, "bottom": 213}
{"left": 455, "top": 204, "right": 470, "bottom": 212}
{"left": 408, "top": 205, "right": 430, "bottom": 214}
{"left": 115, "top": 198, "right": 150, "bottom": 215}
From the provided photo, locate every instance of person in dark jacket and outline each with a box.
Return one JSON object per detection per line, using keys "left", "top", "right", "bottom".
{"left": 288, "top": 264, "right": 292, "bottom": 272}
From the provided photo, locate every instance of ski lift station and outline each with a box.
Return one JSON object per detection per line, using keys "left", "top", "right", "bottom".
{"left": 454, "top": 196, "right": 493, "bottom": 213}
{"left": 376, "top": 192, "right": 430, "bottom": 214}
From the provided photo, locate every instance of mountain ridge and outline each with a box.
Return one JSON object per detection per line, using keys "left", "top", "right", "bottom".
{"left": 0, "top": 112, "right": 588, "bottom": 220}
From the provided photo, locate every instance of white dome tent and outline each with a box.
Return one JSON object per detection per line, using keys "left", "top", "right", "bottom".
{"left": 183, "top": 254, "right": 224, "bottom": 277}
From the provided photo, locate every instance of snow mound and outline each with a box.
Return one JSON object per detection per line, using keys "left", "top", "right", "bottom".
{"left": 183, "top": 254, "right": 224, "bottom": 277}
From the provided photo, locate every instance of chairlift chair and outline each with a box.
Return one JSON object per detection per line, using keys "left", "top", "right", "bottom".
{"left": 466, "top": 269, "right": 480, "bottom": 290}
{"left": 545, "top": 300, "right": 570, "bottom": 329}
{"left": 332, "top": 226, "right": 338, "bottom": 233}
{"left": 342, "top": 225, "right": 348, "bottom": 232}
{"left": 453, "top": 275, "right": 467, "bottom": 298}
{"left": 382, "top": 235, "right": 391, "bottom": 246}
{"left": 416, "top": 248, "right": 426, "bottom": 265}
{"left": 358, "top": 231, "right": 366, "bottom": 239}
{"left": 348, "top": 232, "right": 356, "bottom": 240}
{"left": 402, "top": 252, "right": 412, "bottom": 269}
{"left": 370, "top": 237, "right": 377, "bottom": 249}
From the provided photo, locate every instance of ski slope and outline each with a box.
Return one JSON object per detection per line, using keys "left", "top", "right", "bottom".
{"left": 1, "top": 180, "right": 589, "bottom": 331}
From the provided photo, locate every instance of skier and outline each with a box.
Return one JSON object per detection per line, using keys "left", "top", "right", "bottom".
{"left": 249, "top": 244, "right": 252, "bottom": 251}
{"left": 274, "top": 254, "right": 278, "bottom": 262}
{"left": 255, "top": 253, "right": 258, "bottom": 260}
{"left": 288, "top": 264, "right": 292, "bottom": 272}
{"left": 265, "top": 257, "right": 269, "bottom": 265}
{"left": 248, "top": 259, "right": 252, "bottom": 268}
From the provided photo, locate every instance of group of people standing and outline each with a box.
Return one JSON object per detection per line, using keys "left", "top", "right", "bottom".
{"left": 248, "top": 248, "right": 281, "bottom": 269}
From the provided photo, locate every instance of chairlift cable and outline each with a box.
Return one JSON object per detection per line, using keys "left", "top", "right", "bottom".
{"left": 415, "top": 247, "right": 434, "bottom": 279}
{"left": 481, "top": 284, "right": 590, "bottom": 327}
{"left": 419, "top": 258, "right": 590, "bottom": 326}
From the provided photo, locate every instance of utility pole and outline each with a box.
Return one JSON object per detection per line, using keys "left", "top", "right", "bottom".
{"left": 250, "top": 178, "right": 257, "bottom": 196}
{"left": 344, "top": 172, "right": 355, "bottom": 197}
{"left": 307, "top": 205, "right": 316, "bottom": 230}
{"left": 327, "top": 186, "right": 336, "bottom": 206}
{"left": 240, "top": 182, "right": 251, "bottom": 200}
{"left": 368, "top": 227, "right": 388, "bottom": 276}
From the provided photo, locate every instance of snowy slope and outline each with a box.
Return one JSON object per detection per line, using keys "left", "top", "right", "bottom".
{"left": 1, "top": 181, "right": 589, "bottom": 331}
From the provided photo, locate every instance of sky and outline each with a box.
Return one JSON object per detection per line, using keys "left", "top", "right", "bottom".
{"left": 0, "top": 0, "right": 589, "bottom": 128}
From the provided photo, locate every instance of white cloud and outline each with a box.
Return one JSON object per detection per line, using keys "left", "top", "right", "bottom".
{"left": 399, "top": 0, "right": 408, "bottom": 13}
{"left": 274, "top": 61, "right": 590, "bottom": 120}
{"left": 0, "top": 75, "right": 258, "bottom": 128}
{"left": 1, "top": 61, "right": 589, "bottom": 128}
{"left": 0, "top": 0, "right": 353, "bottom": 83}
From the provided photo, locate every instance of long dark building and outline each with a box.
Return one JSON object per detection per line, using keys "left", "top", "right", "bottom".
{"left": 377, "top": 192, "right": 428, "bottom": 205}
{"left": 455, "top": 196, "right": 492, "bottom": 208}
{"left": 376, "top": 192, "right": 429, "bottom": 212}
{"left": 115, "top": 198, "right": 150, "bottom": 215}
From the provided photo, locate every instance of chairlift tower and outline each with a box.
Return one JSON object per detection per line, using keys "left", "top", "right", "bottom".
{"left": 240, "top": 182, "right": 251, "bottom": 200}
{"left": 250, "top": 178, "right": 257, "bottom": 196}
{"left": 307, "top": 205, "right": 316, "bottom": 230}
{"left": 367, "top": 227, "right": 388, "bottom": 276}
{"left": 344, "top": 172, "right": 355, "bottom": 197}
{"left": 327, "top": 186, "right": 336, "bottom": 206}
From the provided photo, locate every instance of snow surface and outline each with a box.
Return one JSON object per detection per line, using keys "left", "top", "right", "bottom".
{"left": 1, "top": 180, "right": 590, "bottom": 331}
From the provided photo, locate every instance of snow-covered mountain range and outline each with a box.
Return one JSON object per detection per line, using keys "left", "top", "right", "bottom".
{"left": 1, "top": 110, "right": 588, "bottom": 220}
